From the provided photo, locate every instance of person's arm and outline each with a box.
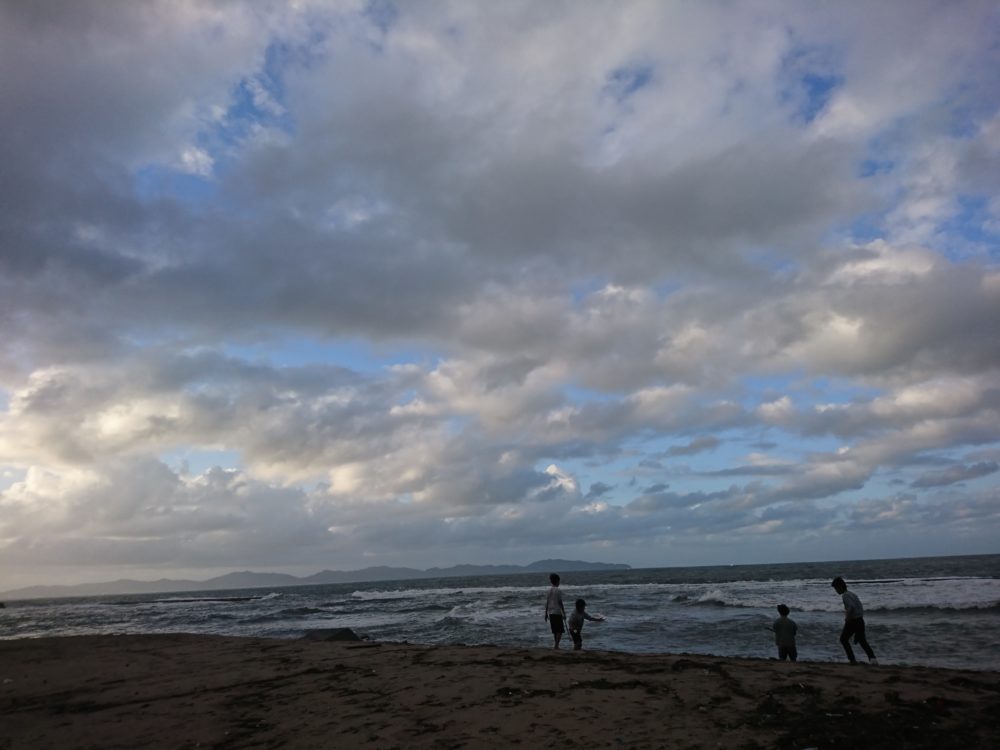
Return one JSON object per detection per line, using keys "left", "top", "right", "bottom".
{"left": 584, "top": 612, "right": 603, "bottom": 622}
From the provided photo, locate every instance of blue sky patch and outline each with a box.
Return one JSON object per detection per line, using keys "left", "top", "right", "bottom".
{"left": 134, "top": 165, "right": 217, "bottom": 207}
{"left": 779, "top": 45, "right": 843, "bottom": 124}
{"left": 797, "top": 72, "right": 841, "bottom": 123}
{"left": 605, "top": 64, "right": 655, "bottom": 103}
{"left": 936, "top": 194, "right": 1000, "bottom": 255}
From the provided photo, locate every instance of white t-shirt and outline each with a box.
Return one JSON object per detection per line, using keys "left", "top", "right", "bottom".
{"left": 842, "top": 590, "right": 864, "bottom": 620}
{"left": 545, "top": 586, "right": 565, "bottom": 616}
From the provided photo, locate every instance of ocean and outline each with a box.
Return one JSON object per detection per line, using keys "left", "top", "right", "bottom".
{"left": 2, "top": 554, "right": 998, "bottom": 671}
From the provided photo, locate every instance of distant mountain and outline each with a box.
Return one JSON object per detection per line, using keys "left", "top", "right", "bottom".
{"left": 0, "top": 559, "right": 631, "bottom": 600}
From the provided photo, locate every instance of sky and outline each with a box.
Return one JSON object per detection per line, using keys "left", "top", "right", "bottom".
{"left": 1, "top": 0, "right": 999, "bottom": 590}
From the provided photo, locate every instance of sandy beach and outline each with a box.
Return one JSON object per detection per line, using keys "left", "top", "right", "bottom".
{"left": 2, "top": 634, "right": 998, "bottom": 749}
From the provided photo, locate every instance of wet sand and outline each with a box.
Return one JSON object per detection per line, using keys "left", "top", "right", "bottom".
{"left": 2, "top": 634, "right": 999, "bottom": 749}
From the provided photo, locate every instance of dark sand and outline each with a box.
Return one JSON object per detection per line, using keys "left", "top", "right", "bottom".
{"left": 2, "top": 634, "right": 999, "bottom": 749}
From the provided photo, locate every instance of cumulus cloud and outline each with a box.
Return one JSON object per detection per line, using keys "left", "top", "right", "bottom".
{"left": 911, "top": 462, "right": 999, "bottom": 489}
{"left": 1, "top": 0, "right": 999, "bottom": 588}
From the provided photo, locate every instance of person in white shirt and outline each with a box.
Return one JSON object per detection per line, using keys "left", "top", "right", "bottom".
{"left": 544, "top": 573, "right": 567, "bottom": 649}
{"left": 831, "top": 576, "right": 877, "bottom": 664}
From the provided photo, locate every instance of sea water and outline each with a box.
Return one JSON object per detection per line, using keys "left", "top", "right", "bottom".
{"left": 2, "top": 554, "right": 998, "bottom": 671}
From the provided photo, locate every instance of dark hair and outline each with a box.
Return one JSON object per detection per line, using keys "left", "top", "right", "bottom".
{"left": 550, "top": 573, "right": 560, "bottom": 586}
{"left": 575, "top": 598, "right": 586, "bottom": 611}
{"left": 831, "top": 576, "right": 846, "bottom": 589}
{"left": 776, "top": 603, "right": 790, "bottom": 616}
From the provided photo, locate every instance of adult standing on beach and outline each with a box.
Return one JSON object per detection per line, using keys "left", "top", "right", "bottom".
{"left": 831, "top": 576, "right": 877, "bottom": 665}
{"left": 544, "top": 573, "right": 567, "bottom": 649}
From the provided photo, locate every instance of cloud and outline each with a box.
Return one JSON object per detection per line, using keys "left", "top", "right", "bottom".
{"left": 663, "top": 436, "right": 721, "bottom": 457}
{"left": 911, "top": 462, "right": 999, "bottom": 489}
{"left": 1, "top": 1, "right": 999, "bottom": 587}
{"left": 585, "top": 482, "right": 615, "bottom": 500}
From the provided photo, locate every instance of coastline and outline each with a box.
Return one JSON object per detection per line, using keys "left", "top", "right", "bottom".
{"left": 2, "top": 634, "right": 999, "bottom": 749}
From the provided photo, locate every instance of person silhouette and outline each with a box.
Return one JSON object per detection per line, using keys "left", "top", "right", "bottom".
{"left": 544, "top": 573, "right": 567, "bottom": 649}
{"left": 772, "top": 603, "right": 798, "bottom": 661}
{"left": 831, "top": 577, "right": 877, "bottom": 665}
{"left": 567, "top": 598, "right": 605, "bottom": 651}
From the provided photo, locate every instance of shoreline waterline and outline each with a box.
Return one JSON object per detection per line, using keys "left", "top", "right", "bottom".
{"left": 2, "top": 554, "right": 998, "bottom": 672}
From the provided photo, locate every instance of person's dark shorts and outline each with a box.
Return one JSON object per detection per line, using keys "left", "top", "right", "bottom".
{"left": 778, "top": 645, "right": 797, "bottom": 661}
{"left": 841, "top": 616, "right": 866, "bottom": 643}
{"left": 569, "top": 628, "right": 582, "bottom": 648}
{"left": 548, "top": 614, "right": 565, "bottom": 635}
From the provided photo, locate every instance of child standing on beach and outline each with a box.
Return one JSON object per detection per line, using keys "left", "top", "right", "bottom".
{"left": 544, "top": 573, "right": 567, "bottom": 649}
{"left": 771, "top": 604, "right": 798, "bottom": 661}
{"left": 567, "top": 598, "right": 605, "bottom": 651}
{"left": 831, "top": 576, "right": 877, "bottom": 665}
